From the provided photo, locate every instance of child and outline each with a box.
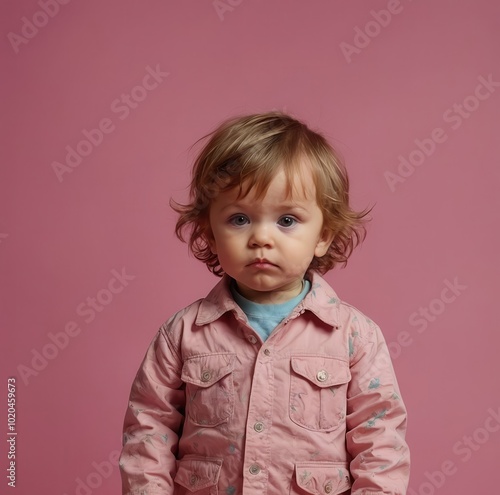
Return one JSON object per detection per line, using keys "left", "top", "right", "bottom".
{"left": 119, "top": 112, "right": 410, "bottom": 494}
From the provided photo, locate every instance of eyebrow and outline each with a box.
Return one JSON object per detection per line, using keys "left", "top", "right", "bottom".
{"left": 276, "top": 202, "right": 309, "bottom": 212}
{"left": 219, "top": 201, "right": 310, "bottom": 213}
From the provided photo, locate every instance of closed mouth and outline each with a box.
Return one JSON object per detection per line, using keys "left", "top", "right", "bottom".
{"left": 247, "top": 259, "right": 277, "bottom": 267}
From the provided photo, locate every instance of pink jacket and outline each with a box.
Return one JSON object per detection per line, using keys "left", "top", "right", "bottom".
{"left": 120, "top": 272, "right": 410, "bottom": 495}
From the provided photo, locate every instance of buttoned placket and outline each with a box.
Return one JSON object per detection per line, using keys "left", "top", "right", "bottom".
{"left": 241, "top": 310, "right": 304, "bottom": 493}
{"left": 242, "top": 368, "right": 272, "bottom": 487}
{"left": 241, "top": 322, "right": 275, "bottom": 492}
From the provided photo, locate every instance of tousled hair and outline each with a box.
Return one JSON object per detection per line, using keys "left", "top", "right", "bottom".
{"left": 171, "top": 111, "right": 372, "bottom": 276}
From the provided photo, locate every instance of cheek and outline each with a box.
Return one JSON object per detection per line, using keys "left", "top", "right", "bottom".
{"left": 286, "top": 247, "right": 316, "bottom": 272}
{"left": 209, "top": 231, "right": 238, "bottom": 257}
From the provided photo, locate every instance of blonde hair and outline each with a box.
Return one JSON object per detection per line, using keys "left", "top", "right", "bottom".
{"left": 171, "top": 111, "right": 371, "bottom": 276}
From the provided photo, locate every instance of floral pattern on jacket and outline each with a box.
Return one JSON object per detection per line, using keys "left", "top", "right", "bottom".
{"left": 120, "top": 271, "right": 410, "bottom": 494}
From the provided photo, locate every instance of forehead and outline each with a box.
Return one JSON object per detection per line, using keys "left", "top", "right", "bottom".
{"left": 239, "top": 161, "right": 318, "bottom": 201}
{"left": 213, "top": 166, "right": 318, "bottom": 210}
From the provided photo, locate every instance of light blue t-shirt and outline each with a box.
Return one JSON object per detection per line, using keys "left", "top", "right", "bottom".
{"left": 230, "top": 279, "right": 311, "bottom": 342}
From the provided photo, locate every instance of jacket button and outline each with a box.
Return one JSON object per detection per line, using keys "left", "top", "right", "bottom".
{"left": 189, "top": 474, "right": 199, "bottom": 486}
{"left": 324, "top": 481, "right": 332, "bottom": 493}
{"left": 254, "top": 422, "right": 264, "bottom": 432}
{"left": 201, "top": 370, "right": 212, "bottom": 382}
{"left": 263, "top": 348, "right": 271, "bottom": 356}
{"left": 316, "top": 369, "right": 328, "bottom": 382}
{"left": 249, "top": 464, "right": 261, "bottom": 475}
{"left": 247, "top": 335, "right": 257, "bottom": 344}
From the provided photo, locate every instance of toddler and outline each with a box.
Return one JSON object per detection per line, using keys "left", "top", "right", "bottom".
{"left": 119, "top": 112, "right": 410, "bottom": 494}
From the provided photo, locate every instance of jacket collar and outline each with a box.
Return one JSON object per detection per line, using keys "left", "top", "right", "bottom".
{"left": 195, "top": 271, "right": 341, "bottom": 329}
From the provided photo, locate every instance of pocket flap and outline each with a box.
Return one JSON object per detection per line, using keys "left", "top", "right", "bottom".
{"left": 182, "top": 353, "right": 235, "bottom": 388}
{"left": 291, "top": 356, "right": 350, "bottom": 388}
{"left": 174, "top": 457, "right": 222, "bottom": 492}
{"left": 295, "top": 462, "right": 351, "bottom": 495}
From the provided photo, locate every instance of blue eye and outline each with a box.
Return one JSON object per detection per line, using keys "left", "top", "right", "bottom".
{"left": 229, "top": 215, "right": 249, "bottom": 226}
{"left": 277, "top": 216, "right": 297, "bottom": 228}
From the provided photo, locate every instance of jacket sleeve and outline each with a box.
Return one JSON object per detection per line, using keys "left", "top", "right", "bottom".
{"left": 119, "top": 321, "right": 185, "bottom": 495}
{"left": 345, "top": 314, "right": 410, "bottom": 494}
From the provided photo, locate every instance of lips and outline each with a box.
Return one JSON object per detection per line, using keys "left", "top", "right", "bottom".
{"left": 247, "top": 258, "right": 277, "bottom": 268}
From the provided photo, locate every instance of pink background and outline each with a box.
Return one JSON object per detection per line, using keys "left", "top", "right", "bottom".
{"left": 1, "top": 1, "right": 499, "bottom": 494}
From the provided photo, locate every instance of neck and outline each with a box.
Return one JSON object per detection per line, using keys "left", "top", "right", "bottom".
{"left": 233, "top": 279, "right": 305, "bottom": 304}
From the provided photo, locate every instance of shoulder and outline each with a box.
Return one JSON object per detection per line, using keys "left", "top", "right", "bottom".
{"left": 308, "top": 272, "right": 381, "bottom": 333}
{"left": 159, "top": 298, "right": 205, "bottom": 341}
{"left": 308, "top": 274, "right": 387, "bottom": 366}
{"left": 158, "top": 275, "right": 239, "bottom": 340}
{"left": 338, "top": 299, "right": 381, "bottom": 333}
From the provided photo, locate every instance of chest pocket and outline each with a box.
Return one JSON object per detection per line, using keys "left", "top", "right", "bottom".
{"left": 289, "top": 355, "right": 351, "bottom": 432}
{"left": 182, "top": 353, "right": 236, "bottom": 427}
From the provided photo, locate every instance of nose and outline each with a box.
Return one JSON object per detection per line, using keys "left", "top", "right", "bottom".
{"left": 248, "top": 223, "right": 274, "bottom": 248}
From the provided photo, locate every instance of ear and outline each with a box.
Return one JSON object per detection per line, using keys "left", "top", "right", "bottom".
{"left": 314, "top": 227, "right": 335, "bottom": 258}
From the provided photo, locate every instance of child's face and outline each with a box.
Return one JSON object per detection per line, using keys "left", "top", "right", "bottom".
{"left": 207, "top": 166, "right": 334, "bottom": 304}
